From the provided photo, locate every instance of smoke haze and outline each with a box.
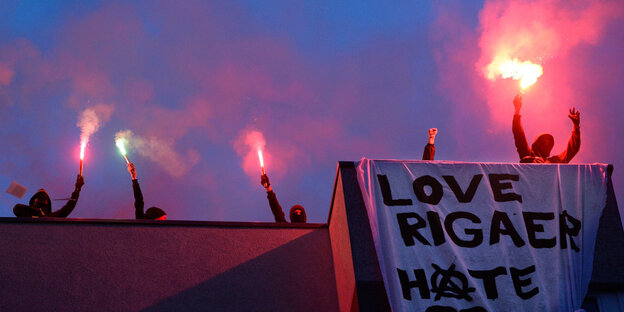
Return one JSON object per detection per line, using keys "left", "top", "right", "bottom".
{"left": 0, "top": 1, "right": 621, "bottom": 225}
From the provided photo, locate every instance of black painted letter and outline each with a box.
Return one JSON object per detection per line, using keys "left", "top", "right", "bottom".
{"left": 397, "top": 213, "right": 430, "bottom": 246}
{"left": 523, "top": 212, "right": 556, "bottom": 248}
{"left": 468, "top": 267, "right": 507, "bottom": 299}
{"left": 488, "top": 174, "right": 522, "bottom": 203}
{"left": 397, "top": 268, "right": 430, "bottom": 300}
{"left": 413, "top": 175, "right": 443, "bottom": 205}
{"left": 444, "top": 212, "right": 483, "bottom": 248}
{"left": 510, "top": 265, "right": 539, "bottom": 299}
{"left": 559, "top": 210, "right": 581, "bottom": 252}
{"left": 443, "top": 174, "right": 483, "bottom": 203}
{"left": 490, "top": 211, "right": 526, "bottom": 247}
{"left": 378, "top": 174, "right": 413, "bottom": 206}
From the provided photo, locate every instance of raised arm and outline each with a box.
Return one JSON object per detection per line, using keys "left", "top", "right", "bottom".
{"left": 261, "top": 174, "right": 286, "bottom": 222}
{"left": 512, "top": 94, "right": 531, "bottom": 159}
{"left": 128, "top": 163, "right": 145, "bottom": 219}
{"left": 50, "top": 175, "right": 84, "bottom": 218}
{"left": 551, "top": 108, "right": 581, "bottom": 163}
{"left": 423, "top": 128, "right": 437, "bottom": 160}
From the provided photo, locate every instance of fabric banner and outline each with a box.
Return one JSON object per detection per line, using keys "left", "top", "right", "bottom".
{"left": 356, "top": 159, "right": 609, "bottom": 312}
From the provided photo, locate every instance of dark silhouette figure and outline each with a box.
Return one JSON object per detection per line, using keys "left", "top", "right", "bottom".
{"left": 423, "top": 128, "right": 437, "bottom": 160}
{"left": 13, "top": 175, "right": 84, "bottom": 218}
{"left": 261, "top": 174, "right": 307, "bottom": 223}
{"left": 289, "top": 205, "right": 307, "bottom": 223}
{"left": 512, "top": 94, "right": 580, "bottom": 163}
{"left": 127, "top": 163, "right": 167, "bottom": 220}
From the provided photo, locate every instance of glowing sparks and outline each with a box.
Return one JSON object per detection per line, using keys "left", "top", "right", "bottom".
{"left": 486, "top": 55, "right": 543, "bottom": 90}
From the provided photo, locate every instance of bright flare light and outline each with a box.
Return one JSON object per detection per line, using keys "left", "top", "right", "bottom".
{"left": 79, "top": 140, "right": 86, "bottom": 176}
{"left": 486, "top": 56, "right": 543, "bottom": 90}
{"left": 115, "top": 138, "right": 130, "bottom": 164}
{"left": 80, "top": 140, "right": 86, "bottom": 160}
{"left": 257, "top": 148, "right": 265, "bottom": 175}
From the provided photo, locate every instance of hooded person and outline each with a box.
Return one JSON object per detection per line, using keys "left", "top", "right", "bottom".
{"left": 261, "top": 174, "right": 307, "bottom": 223}
{"left": 127, "top": 162, "right": 167, "bottom": 220}
{"left": 289, "top": 205, "right": 307, "bottom": 223}
{"left": 512, "top": 94, "right": 581, "bottom": 163}
{"left": 13, "top": 175, "right": 85, "bottom": 218}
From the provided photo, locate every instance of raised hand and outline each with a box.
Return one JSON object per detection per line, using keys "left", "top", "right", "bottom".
{"left": 513, "top": 94, "right": 522, "bottom": 114}
{"left": 428, "top": 128, "right": 438, "bottom": 144}
{"left": 428, "top": 128, "right": 438, "bottom": 138}
{"left": 261, "top": 174, "right": 270, "bottom": 189}
{"left": 75, "top": 175, "right": 85, "bottom": 190}
{"left": 127, "top": 162, "right": 137, "bottom": 180}
{"left": 568, "top": 107, "right": 580, "bottom": 126}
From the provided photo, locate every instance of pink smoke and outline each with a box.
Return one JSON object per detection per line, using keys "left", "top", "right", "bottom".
{"left": 235, "top": 129, "right": 270, "bottom": 181}
{"left": 0, "top": 61, "right": 12, "bottom": 86}
{"left": 77, "top": 104, "right": 115, "bottom": 144}
{"left": 475, "top": 0, "right": 622, "bottom": 126}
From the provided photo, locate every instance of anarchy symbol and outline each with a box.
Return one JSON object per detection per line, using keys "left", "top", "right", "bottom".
{"left": 430, "top": 263, "right": 476, "bottom": 301}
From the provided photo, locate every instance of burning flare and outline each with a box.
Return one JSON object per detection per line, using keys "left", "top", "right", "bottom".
{"left": 76, "top": 104, "right": 114, "bottom": 176}
{"left": 114, "top": 129, "right": 198, "bottom": 177}
{"left": 115, "top": 137, "right": 130, "bottom": 164}
{"left": 234, "top": 129, "right": 268, "bottom": 179}
{"left": 80, "top": 140, "right": 86, "bottom": 160}
{"left": 79, "top": 140, "right": 86, "bottom": 176}
{"left": 258, "top": 148, "right": 265, "bottom": 175}
{"left": 486, "top": 55, "right": 543, "bottom": 90}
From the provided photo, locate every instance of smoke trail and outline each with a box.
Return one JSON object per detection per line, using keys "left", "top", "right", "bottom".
{"left": 77, "top": 104, "right": 114, "bottom": 145}
{"left": 234, "top": 129, "right": 267, "bottom": 178}
{"left": 115, "top": 130, "right": 199, "bottom": 177}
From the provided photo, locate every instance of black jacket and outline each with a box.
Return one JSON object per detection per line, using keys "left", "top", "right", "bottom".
{"left": 423, "top": 143, "right": 435, "bottom": 160}
{"left": 513, "top": 114, "right": 580, "bottom": 163}
{"left": 13, "top": 188, "right": 80, "bottom": 218}
{"left": 132, "top": 179, "right": 146, "bottom": 219}
{"left": 267, "top": 190, "right": 286, "bottom": 223}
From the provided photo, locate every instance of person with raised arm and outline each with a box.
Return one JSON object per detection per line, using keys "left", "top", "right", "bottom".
{"left": 13, "top": 175, "right": 84, "bottom": 218}
{"left": 512, "top": 94, "right": 580, "bottom": 163}
{"left": 127, "top": 163, "right": 167, "bottom": 220}
{"left": 260, "top": 174, "right": 306, "bottom": 223}
{"left": 423, "top": 128, "right": 437, "bottom": 160}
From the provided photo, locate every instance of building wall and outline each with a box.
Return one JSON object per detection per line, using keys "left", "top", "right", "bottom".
{"left": 2, "top": 162, "right": 620, "bottom": 312}
{"left": 0, "top": 219, "right": 338, "bottom": 312}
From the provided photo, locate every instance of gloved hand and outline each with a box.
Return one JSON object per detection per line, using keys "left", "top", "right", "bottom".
{"left": 127, "top": 162, "right": 137, "bottom": 180}
{"left": 261, "top": 174, "right": 270, "bottom": 189}
{"left": 75, "top": 175, "right": 85, "bottom": 191}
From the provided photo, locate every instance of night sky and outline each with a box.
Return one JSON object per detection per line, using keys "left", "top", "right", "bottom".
{"left": 1, "top": 1, "right": 622, "bottom": 224}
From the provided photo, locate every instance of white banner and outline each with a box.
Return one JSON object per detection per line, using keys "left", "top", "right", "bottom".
{"left": 356, "top": 159, "right": 609, "bottom": 312}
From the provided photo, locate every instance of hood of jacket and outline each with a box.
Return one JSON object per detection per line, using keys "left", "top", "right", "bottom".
{"left": 29, "top": 189, "right": 51, "bottom": 216}
{"left": 531, "top": 133, "right": 554, "bottom": 159}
